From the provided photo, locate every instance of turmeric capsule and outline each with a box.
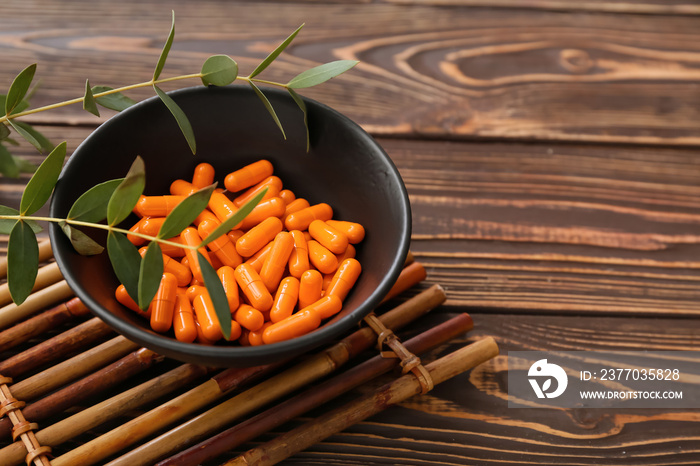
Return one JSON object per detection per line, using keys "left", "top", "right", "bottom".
{"left": 238, "top": 197, "right": 286, "bottom": 230}
{"left": 278, "top": 189, "right": 295, "bottom": 205}
{"left": 227, "top": 229, "right": 244, "bottom": 243}
{"left": 195, "top": 320, "right": 217, "bottom": 345}
{"left": 335, "top": 244, "right": 356, "bottom": 263}
{"left": 180, "top": 227, "right": 213, "bottom": 283}
{"left": 327, "top": 220, "right": 365, "bottom": 244}
{"left": 224, "top": 159, "right": 274, "bottom": 193}
{"left": 127, "top": 218, "right": 148, "bottom": 246}
{"left": 236, "top": 216, "right": 283, "bottom": 258}
{"left": 283, "top": 198, "right": 310, "bottom": 223}
{"left": 217, "top": 265, "right": 240, "bottom": 312}
{"left": 234, "top": 303, "right": 265, "bottom": 332}
{"left": 138, "top": 247, "right": 192, "bottom": 287}
{"left": 309, "top": 220, "right": 349, "bottom": 255}
{"left": 139, "top": 217, "right": 167, "bottom": 238}
{"left": 208, "top": 191, "right": 239, "bottom": 224}
{"left": 170, "top": 179, "right": 197, "bottom": 196}
{"left": 260, "top": 231, "right": 294, "bottom": 293}
{"left": 307, "top": 240, "right": 339, "bottom": 275}
{"left": 298, "top": 269, "right": 323, "bottom": 309}
{"left": 173, "top": 291, "right": 197, "bottom": 343}
{"left": 262, "top": 309, "right": 321, "bottom": 344}
{"left": 302, "top": 295, "right": 343, "bottom": 319}
{"left": 284, "top": 203, "right": 333, "bottom": 231}
{"left": 133, "top": 195, "right": 186, "bottom": 218}
{"left": 198, "top": 218, "right": 243, "bottom": 268}
{"left": 186, "top": 284, "right": 207, "bottom": 302}
{"left": 192, "top": 162, "right": 215, "bottom": 189}
{"left": 238, "top": 329, "right": 251, "bottom": 346}
{"left": 248, "top": 322, "right": 273, "bottom": 346}
{"left": 245, "top": 241, "right": 273, "bottom": 273}
{"left": 233, "top": 175, "right": 283, "bottom": 208}
{"left": 115, "top": 284, "right": 149, "bottom": 317}
{"left": 288, "top": 230, "right": 310, "bottom": 278}
{"left": 325, "top": 258, "right": 361, "bottom": 302}
{"left": 149, "top": 273, "right": 178, "bottom": 333}
{"left": 192, "top": 290, "right": 224, "bottom": 342}
{"left": 234, "top": 263, "right": 273, "bottom": 312}
{"left": 159, "top": 236, "right": 186, "bottom": 258}
{"left": 194, "top": 209, "right": 219, "bottom": 227}
{"left": 270, "top": 276, "right": 299, "bottom": 323}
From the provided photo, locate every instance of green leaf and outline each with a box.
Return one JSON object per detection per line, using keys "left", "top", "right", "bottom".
{"left": 83, "top": 79, "right": 100, "bottom": 117}
{"left": 138, "top": 242, "right": 164, "bottom": 310}
{"left": 68, "top": 178, "right": 124, "bottom": 223}
{"left": 12, "top": 121, "right": 54, "bottom": 152}
{"left": 287, "top": 88, "right": 310, "bottom": 152}
{"left": 200, "top": 55, "right": 238, "bottom": 87}
{"left": 287, "top": 60, "right": 358, "bottom": 89}
{"left": 92, "top": 86, "right": 137, "bottom": 111}
{"left": 61, "top": 222, "right": 104, "bottom": 255}
{"left": 107, "top": 156, "right": 145, "bottom": 226}
{"left": 199, "top": 187, "right": 267, "bottom": 249}
{"left": 153, "top": 11, "right": 176, "bottom": 81}
{"left": 15, "top": 156, "right": 37, "bottom": 174}
{"left": 7, "top": 220, "right": 38, "bottom": 305}
{"left": 0, "top": 144, "right": 19, "bottom": 178}
{"left": 0, "top": 123, "right": 9, "bottom": 140}
{"left": 107, "top": 230, "right": 142, "bottom": 303}
{"left": 157, "top": 184, "right": 215, "bottom": 240}
{"left": 9, "top": 120, "right": 43, "bottom": 151}
{"left": 20, "top": 141, "right": 66, "bottom": 215}
{"left": 5, "top": 64, "right": 36, "bottom": 115}
{"left": 198, "top": 251, "right": 232, "bottom": 340}
{"left": 249, "top": 81, "right": 285, "bottom": 139}
{"left": 0, "top": 205, "right": 20, "bottom": 234}
{"left": 249, "top": 24, "right": 304, "bottom": 79}
{"left": 153, "top": 85, "right": 196, "bottom": 154}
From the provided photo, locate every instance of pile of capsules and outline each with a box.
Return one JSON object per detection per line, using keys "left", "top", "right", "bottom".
{"left": 115, "top": 159, "right": 364, "bottom": 346}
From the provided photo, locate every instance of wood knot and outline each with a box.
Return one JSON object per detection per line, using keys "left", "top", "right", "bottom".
{"left": 559, "top": 49, "right": 593, "bottom": 74}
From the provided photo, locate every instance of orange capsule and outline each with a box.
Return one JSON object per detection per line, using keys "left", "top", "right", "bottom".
{"left": 227, "top": 229, "right": 244, "bottom": 243}
{"left": 259, "top": 231, "right": 294, "bottom": 293}
{"left": 236, "top": 217, "right": 283, "bottom": 257}
{"left": 278, "top": 189, "right": 295, "bottom": 205}
{"left": 192, "top": 290, "right": 224, "bottom": 342}
{"left": 283, "top": 198, "right": 310, "bottom": 222}
{"left": 224, "top": 159, "right": 274, "bottom": 193}
{"left": 149, "top": 273, "right": 178, "bottom": 333}
{"left": 170, "top": 179, "right": 197, "bottom": 196}
{"left": 234, "top": 263, "right": 273, "bottom": 312}
{"left": 299, "top": 269, "right": 323, "bottom": 309}
{"left": 233, "top": 176, "right": 283, "bottom": 208}
{"left": 159, "top": 236, "right": 187, "bottom": 258}
{"left": 217, "top": 265, "right": 240, "bottom": 312}
{"left": 262, "top": 309, "right": 321, "bottom": 344}
{"left": 248, "top": 322, "right": 273, "bottom": 346}
{"left": 309, "top": 220, "right": 349, "bottom": 255}
{"left": 195, "top": 320, "right": 217, "bottom": 345}
{"left": 186, "top": 284, "right": 207, "bottom": 302}
{"left": 208, "top": 191, "right": 239, "bottom": 224}
{"left": 302, "top": 295, "right": 343, "bottom": 319}
{"left": 115, "top": 284, "right": 149, "bottom": 317}
{"left": 173, "top": 292, "right": 197, "bottom": 343}
{"left": 138, "top": 247, "right": 192, "bottom": 287}
{"left": 284, "top": 203, "right": 333, "bottom": 231}
{"left": 288, "top": 230, "right": 310, "bottom": 279}
{"left": 245, "top": 241, "right": 274, "bottom": 273}
{"left": 307, "top": 240, "right": 339, "bottom": 275}
{"left": 134, "top": 195, "right": 186, "bottom": 218}
{"left": 322, "top": 272, "right": 334, "bottom": 292}
{"left": 234, "top": 303, "right": 265, "bottom": 332}
{"left": 325, "top": 258, "right": 361, "bottom": 302}
{"left": 238, "top": 197, "right": 286, "bottom": 230}
{"left": 192, "top": 162, "right": 215, "bottom": 189}
{"left": 194, "top": 209, "right": 219, "bottom": 227}
{"left": 198, "top": 218, "right": 243, "bottom": 268}
{"left": 335, "top": 244, "right": 356, "bottom": 263}
{"left": 127, "top": 217, "right": 148, "bottom": 246}
{"left": 180, "top": 227, "right": 213, "bottom": 283}
{"left": 270, "top": 276, "right": 299, "bottom": 323}
{"left": 326, "top": 220, "right": 365, "bottom": 244}
{"left": 139, "top": 217, "right": 167, "bottom": 238}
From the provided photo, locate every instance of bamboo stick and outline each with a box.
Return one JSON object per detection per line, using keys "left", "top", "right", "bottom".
{"left": 0, "top": 262, "right": 63, "bottom": 307}
{"left": 95, "top": 284, "right": 446, "bottom": 466}
{"left": 0, "top": 240, "right": 52, "bottom": 280}
{"left": 158, "top": 313, "right": 474, "bottom": 466}
{"left": 0, "top": 317, "right": 112, "bottom": 379}
{"left": 228, "top": 336, "right": 499, "bottom": 466}
{"left": 0, "top": 280, "right": 73, "bottom": 330}
{"left": 0, "top": 363, "right": 210, "bottom": 466}
{"left": 0, "top": 298, "right": 88, "bottom": 353}
{"left": 0, "top": 348, "right": 162, "bottom": 439}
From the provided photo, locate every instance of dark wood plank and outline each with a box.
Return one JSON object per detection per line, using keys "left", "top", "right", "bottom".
{"left": 2, "top": 1, "right": 700, "bottom": 145}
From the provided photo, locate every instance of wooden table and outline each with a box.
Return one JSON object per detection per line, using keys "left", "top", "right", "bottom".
{"left": 1, "top": 1, "right": 699, "bottom": 464}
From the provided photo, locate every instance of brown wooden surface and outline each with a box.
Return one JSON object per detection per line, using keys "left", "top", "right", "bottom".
{"left": 1, "top": 1, "right": 699, "bottom": 465}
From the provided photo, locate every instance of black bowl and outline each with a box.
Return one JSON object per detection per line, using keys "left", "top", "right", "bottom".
{"left": 49, "top": 85, "right": 411, "bottom": 367}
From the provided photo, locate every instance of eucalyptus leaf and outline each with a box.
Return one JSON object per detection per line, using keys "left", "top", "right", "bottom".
{"left": 153, "top": 11, "right": 176, "bottom": 81}
{"left": 198, "top": 251, "right": 232, "bottom": 340}
{"left": 7, "top": 220, "right": 38, "bottom": 305}
{"left": 157, "top": 184, "right": 215, "bottom": 240}
{"left": 287, "top": 88, "right": 310, "bottom": 152}
{"left": 61, "top": 222, "right": 104, "bottom": 255}
{"left": 287, "top": 60, "right": 358, "bottom": 89}
{"left": 5, "top": 64, "right": 36, "bottom": 115}
{"left": 0, "top": 205, "right": 20, "bottom": 234}
{"left": 198, "top": 188, "right": 267, "bottom": 249}
{"left": 0, "top": 144, "right": 19, "bottom": 178}
{"left": 92, "top": 86, "right": 137, "bottom": 111}
{"left": 201, "top": 55, "right": 238, "bottom": 87}
{"left": 249, "top": 81, "right": 285, "bottom": 139}
{"left": 15, "top": 156, "right": 37, "bottom": 174}
{"left": 83, "top": 79, "right": 100, "bottom": 117}
{"left": 138, "top": 242, "right": 164, "bottom": 310}
{"left": 107, "top": 156, "right": 145, "bottom": 226}
{"left": 153, "top": 85, "right": 196, "bottom": 154}
{"left": 13, "top": 121, "right": 54, "bottom": 152}
{"left": 9, "top": 119, "right": 43, "bottom": 151}
{"left": 3, "top": 137, "right": 19, "bottom": 146}
{"left": 20, "top": 141, "right": 66, "bottom": 216}
{"left": 107, "top": 230, "right": 142, "bottom": 303}
{"left": 0, "top": 123, "right": 9, "bottom": 140}
{"left": 249, "top": 24, "right": 304, "bottom": 79}
{"left": 68, "top": 178, "right": 124, "bottom": 223}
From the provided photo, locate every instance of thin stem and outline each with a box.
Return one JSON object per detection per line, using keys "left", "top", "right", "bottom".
{"left": 243, "top": 76, "right": 289, "bottom": 89}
